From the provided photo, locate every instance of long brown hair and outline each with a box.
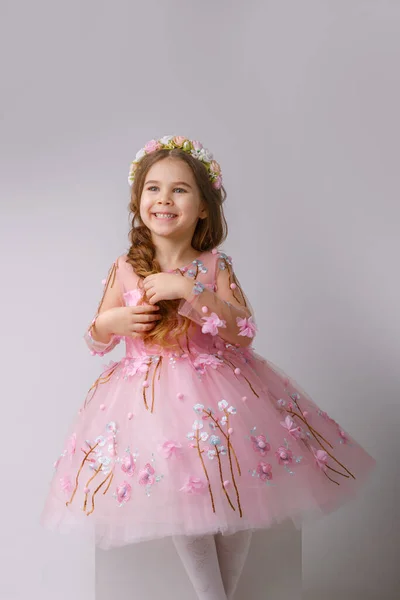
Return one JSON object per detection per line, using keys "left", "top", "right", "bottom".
{"left": 126, "top": 148, "right": 228, "bottom": 349}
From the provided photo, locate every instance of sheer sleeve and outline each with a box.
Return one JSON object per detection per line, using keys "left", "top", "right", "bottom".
{"left": 177, "top": 252, "right": 257, "bottom": 348}
{"left": 83, "top": 258, "right": 124, "bottom": 356}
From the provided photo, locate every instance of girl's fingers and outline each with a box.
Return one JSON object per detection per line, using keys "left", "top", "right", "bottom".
{"left": 131, "top": 305, "right": 159, "bottom": 313}
{"left": 132, "top": 313, "right": 162, "bottom": 323}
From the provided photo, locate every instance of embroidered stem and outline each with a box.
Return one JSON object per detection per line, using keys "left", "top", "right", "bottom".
{"left": 84, "top": 363, "right": 120, "bottom": 408}
{"left": 196, "top": 430, "right": 215, "bottom": 513}
{"left": 150, "top": 357, "right": 162, "bottom": 413}
{"left": 203, "top": 409, "right": 241, "bottom": 476}
{"left": 287, "top": 409, "right": 334, "bottom": 450}
{"left": 66, "top": 442, "right": 99, "bottom": 507}
{"left": 226, "top": 415, "right": 243, "bottom": 517}
{"left": 222, "top": 356, "right": 259, "bottom": 398}
{"left": 215, "top": 446, "right": 236, "bottom": 511}
{"left": 287, "top": 408, "right": 356, "bottom": 480}
{"left": 86, "top": 471, "right": 114, "bottom": 516}
{"left": 83, "top": 465, "right": 102, "bottom": 511}
{"left": 103, "top": 471, "right": 114, "bottom": 495}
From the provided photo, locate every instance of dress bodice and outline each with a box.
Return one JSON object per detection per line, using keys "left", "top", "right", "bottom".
{"left": 116, "top": 251, "right": 220, "bottom": 358}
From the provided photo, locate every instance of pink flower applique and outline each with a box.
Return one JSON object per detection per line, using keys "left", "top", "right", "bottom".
{"left": 122, "top": 355, "right": 150, "bottom": 378}
{"left": 193, "top": 353, "right": 223, "bottom": 374}
{"left": 275, "top": 446, "right": 294, "bottom": 465}
{"left": 201, "top": 312, "right": 227, "bottom": 336}
{"left": 280, "top": 416, "right": 303, "bottom": 440}
{"left": 158, "top": 440, "right": 183, "bottom": 459}
{"left": 60, "top": 476, "right": 72, "bottom": 494}
{"left": 121, "top": 453, "right": 136, "bottom": 477}
{"left": 116, "top": 481, "right": 132, "bottom": 505}
{"left": 236, "top": 316, "right": 257, "bottom": 338}
{"left": 256, "top": 462, "right": 273, "bottom": 481}
{"left": 251, "top": 435, "right": 271, "bottom": 456}
{"left": 123, "top": 288, "right": 144, "bottom": 307}
{"left": 66, "top": 433, "right": 77, "bottom": 456}
{"left": 179, "top": 476, "right": 207, "bottom": 494}
{"left": 138, "top": 463, "right": 156, "bottom": 486}
{"left": 311, "top": 446, "right": 329, "bottom": 472}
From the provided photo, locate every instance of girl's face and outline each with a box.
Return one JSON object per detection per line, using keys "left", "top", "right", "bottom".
{"left": 140, "top": 157, "right": 207, "bottom": 243}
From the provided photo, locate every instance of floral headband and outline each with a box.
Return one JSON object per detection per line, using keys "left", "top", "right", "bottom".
{"left": 128, "top": 135, "right": 223, "bottom": 190}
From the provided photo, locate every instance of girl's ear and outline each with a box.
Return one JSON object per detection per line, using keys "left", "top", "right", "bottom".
{"left": 199, "top": 204, "right": 208, "bottom": 220}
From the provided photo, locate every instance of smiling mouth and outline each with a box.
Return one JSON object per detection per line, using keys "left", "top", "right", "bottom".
{"left": 152, "top": 213, "right": 178, "bottom": 220}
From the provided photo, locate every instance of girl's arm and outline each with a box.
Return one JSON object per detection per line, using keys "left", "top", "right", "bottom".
{"left": 177, "top": 253, "right": 256, "bottom": 348}
{"left": 84, "top": 259, "right": 124, "bottom": 356}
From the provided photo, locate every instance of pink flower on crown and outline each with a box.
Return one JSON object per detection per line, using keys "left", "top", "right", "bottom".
{"left": 138, "top": 463, "right": 155, "bottom": 486}
{"left": 311, "top": 446, "right": 329, "bottom": 472}
{"left": 236, "top": 316, "right": 257, "bottom": 338}
{"left": 121, "top": 453, "right": 136, "bottom": 477}
{"left": 123, "top": 288, "right": 144, "bottom": 306}
{"left": 251, "top": 435, "right": 271, "bottom": 456}
{"left": 256, "top": 461, "right": 273, "bottom": 481}
{"left": 173, "top": 136, "right": 186, "bottom": 147}
{"left": 145, "top": 139, "right": 162, "bottom": 153}
{"left": 201, "top": 312, "right": 227, "bottom": 336}
{"left": 158, "top": 440, "right": 183, "bottom": 459}
{"left": 116, "top": 481, "right": 132, "bottom": 504}
{"left": 209, "top": 160, "right": 221, "bottom": 174}
{"left": 280, "top": 416, "right": 303, "bottom": 440}
{"left": 213, "top": 176, "right": 222, "bottom": 190}
{"left": 179, "top": 476, "right": 207, "bottom": 494}
{"left": 275, "top": 446, "right": 293, "bottom": 465}
{"left": 192, "top": 140, "right": 203, "bottom": 151}
{"left": 338, "top": 426, "right": 349, "bottom": 444}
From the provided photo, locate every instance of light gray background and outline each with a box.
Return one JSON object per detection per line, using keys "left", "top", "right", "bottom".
{"left": 1, "top": 0, "right": 398, "bottom": 599}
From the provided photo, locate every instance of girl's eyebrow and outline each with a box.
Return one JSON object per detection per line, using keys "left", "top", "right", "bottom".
{"left": 145, "top": 180, "right": 192, "bottom": 189}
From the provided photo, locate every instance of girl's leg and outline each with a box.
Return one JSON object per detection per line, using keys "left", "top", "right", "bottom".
{"left": 172, "top": 533, "right": 228, "bottom": 600}
{"left": 214, "top": 530, "right": 253, "bottom": 599}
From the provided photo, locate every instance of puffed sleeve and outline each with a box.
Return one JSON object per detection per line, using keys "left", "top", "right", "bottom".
{"left": 83, "top": 257, "right": 124, "bottom": 356}
{"left": 177, "top": 251, "right": 257, "bottom": 348}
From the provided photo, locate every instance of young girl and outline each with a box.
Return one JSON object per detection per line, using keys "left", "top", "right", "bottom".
{"left": 42, "top": 135, "right": 376, "bottom": 600}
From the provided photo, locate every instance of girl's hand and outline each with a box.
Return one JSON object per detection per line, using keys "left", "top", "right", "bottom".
{"left": 142, "top": 273, "right": 192, "bottom": 305}
{"left": 96, "top": 305, "right": 162, "bottom": 338}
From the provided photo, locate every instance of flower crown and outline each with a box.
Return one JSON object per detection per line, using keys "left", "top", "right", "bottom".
{"left": 128, "top": 135, "right": 223, "bottom": 190}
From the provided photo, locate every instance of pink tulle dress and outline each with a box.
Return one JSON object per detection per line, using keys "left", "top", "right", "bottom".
{"left": 41, "top": 249, "right": 376, "bottom": 549}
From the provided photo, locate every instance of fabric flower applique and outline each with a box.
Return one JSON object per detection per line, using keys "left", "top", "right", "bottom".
{"left": 121, "top": 452, "right": 136, "bottom": 477}
{"left": 115, "top": 481, "right": 132, "bottom": 506}
{"left": 158, "top": 440, "right": 183, "bottom": 459}
{"left": 236, "top": 316, "right": 257, "bottom": 338}
{"left": 311, "top": 446, "right": 329, "bottom": 472}
{"left": 60, "top": 476, "right": 73, "bottom": 494}
{"left": 275, "top": 445, "right": 294, "bottom": 466}
{"left": 193, "top": 353, "right": 223, "bottom": 374}
{"left": 121, "top": 355, "right": 150, "bottom": 378}
{"left": 180, "top": 476, "right": 207, "bottom": 494}
{"left": 201, "top": 312, "right": 227, "bottom": 336}
{"left": 138, "top": 463, "right": 156, "bottom": 486}
{"left": 256, "top": 461, "right": 273, "bottom": 481}
{"left": 251, "top": 434, "right": 271, "bottom": 456}
{"left": 280, "top": 416, "right": 303, "bottom": 441}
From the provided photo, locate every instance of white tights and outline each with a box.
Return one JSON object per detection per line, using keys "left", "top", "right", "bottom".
{"left": 172, "top": 530, "right": 252, "bottom": 600}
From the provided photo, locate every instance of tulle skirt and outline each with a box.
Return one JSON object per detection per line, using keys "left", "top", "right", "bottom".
{"left": 41, "top": 346, "right": 376, "bottom": 549}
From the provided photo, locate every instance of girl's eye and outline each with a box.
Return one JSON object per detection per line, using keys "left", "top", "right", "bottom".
{"left": 147, "top": 186, "right": 187, "bottom": 193}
